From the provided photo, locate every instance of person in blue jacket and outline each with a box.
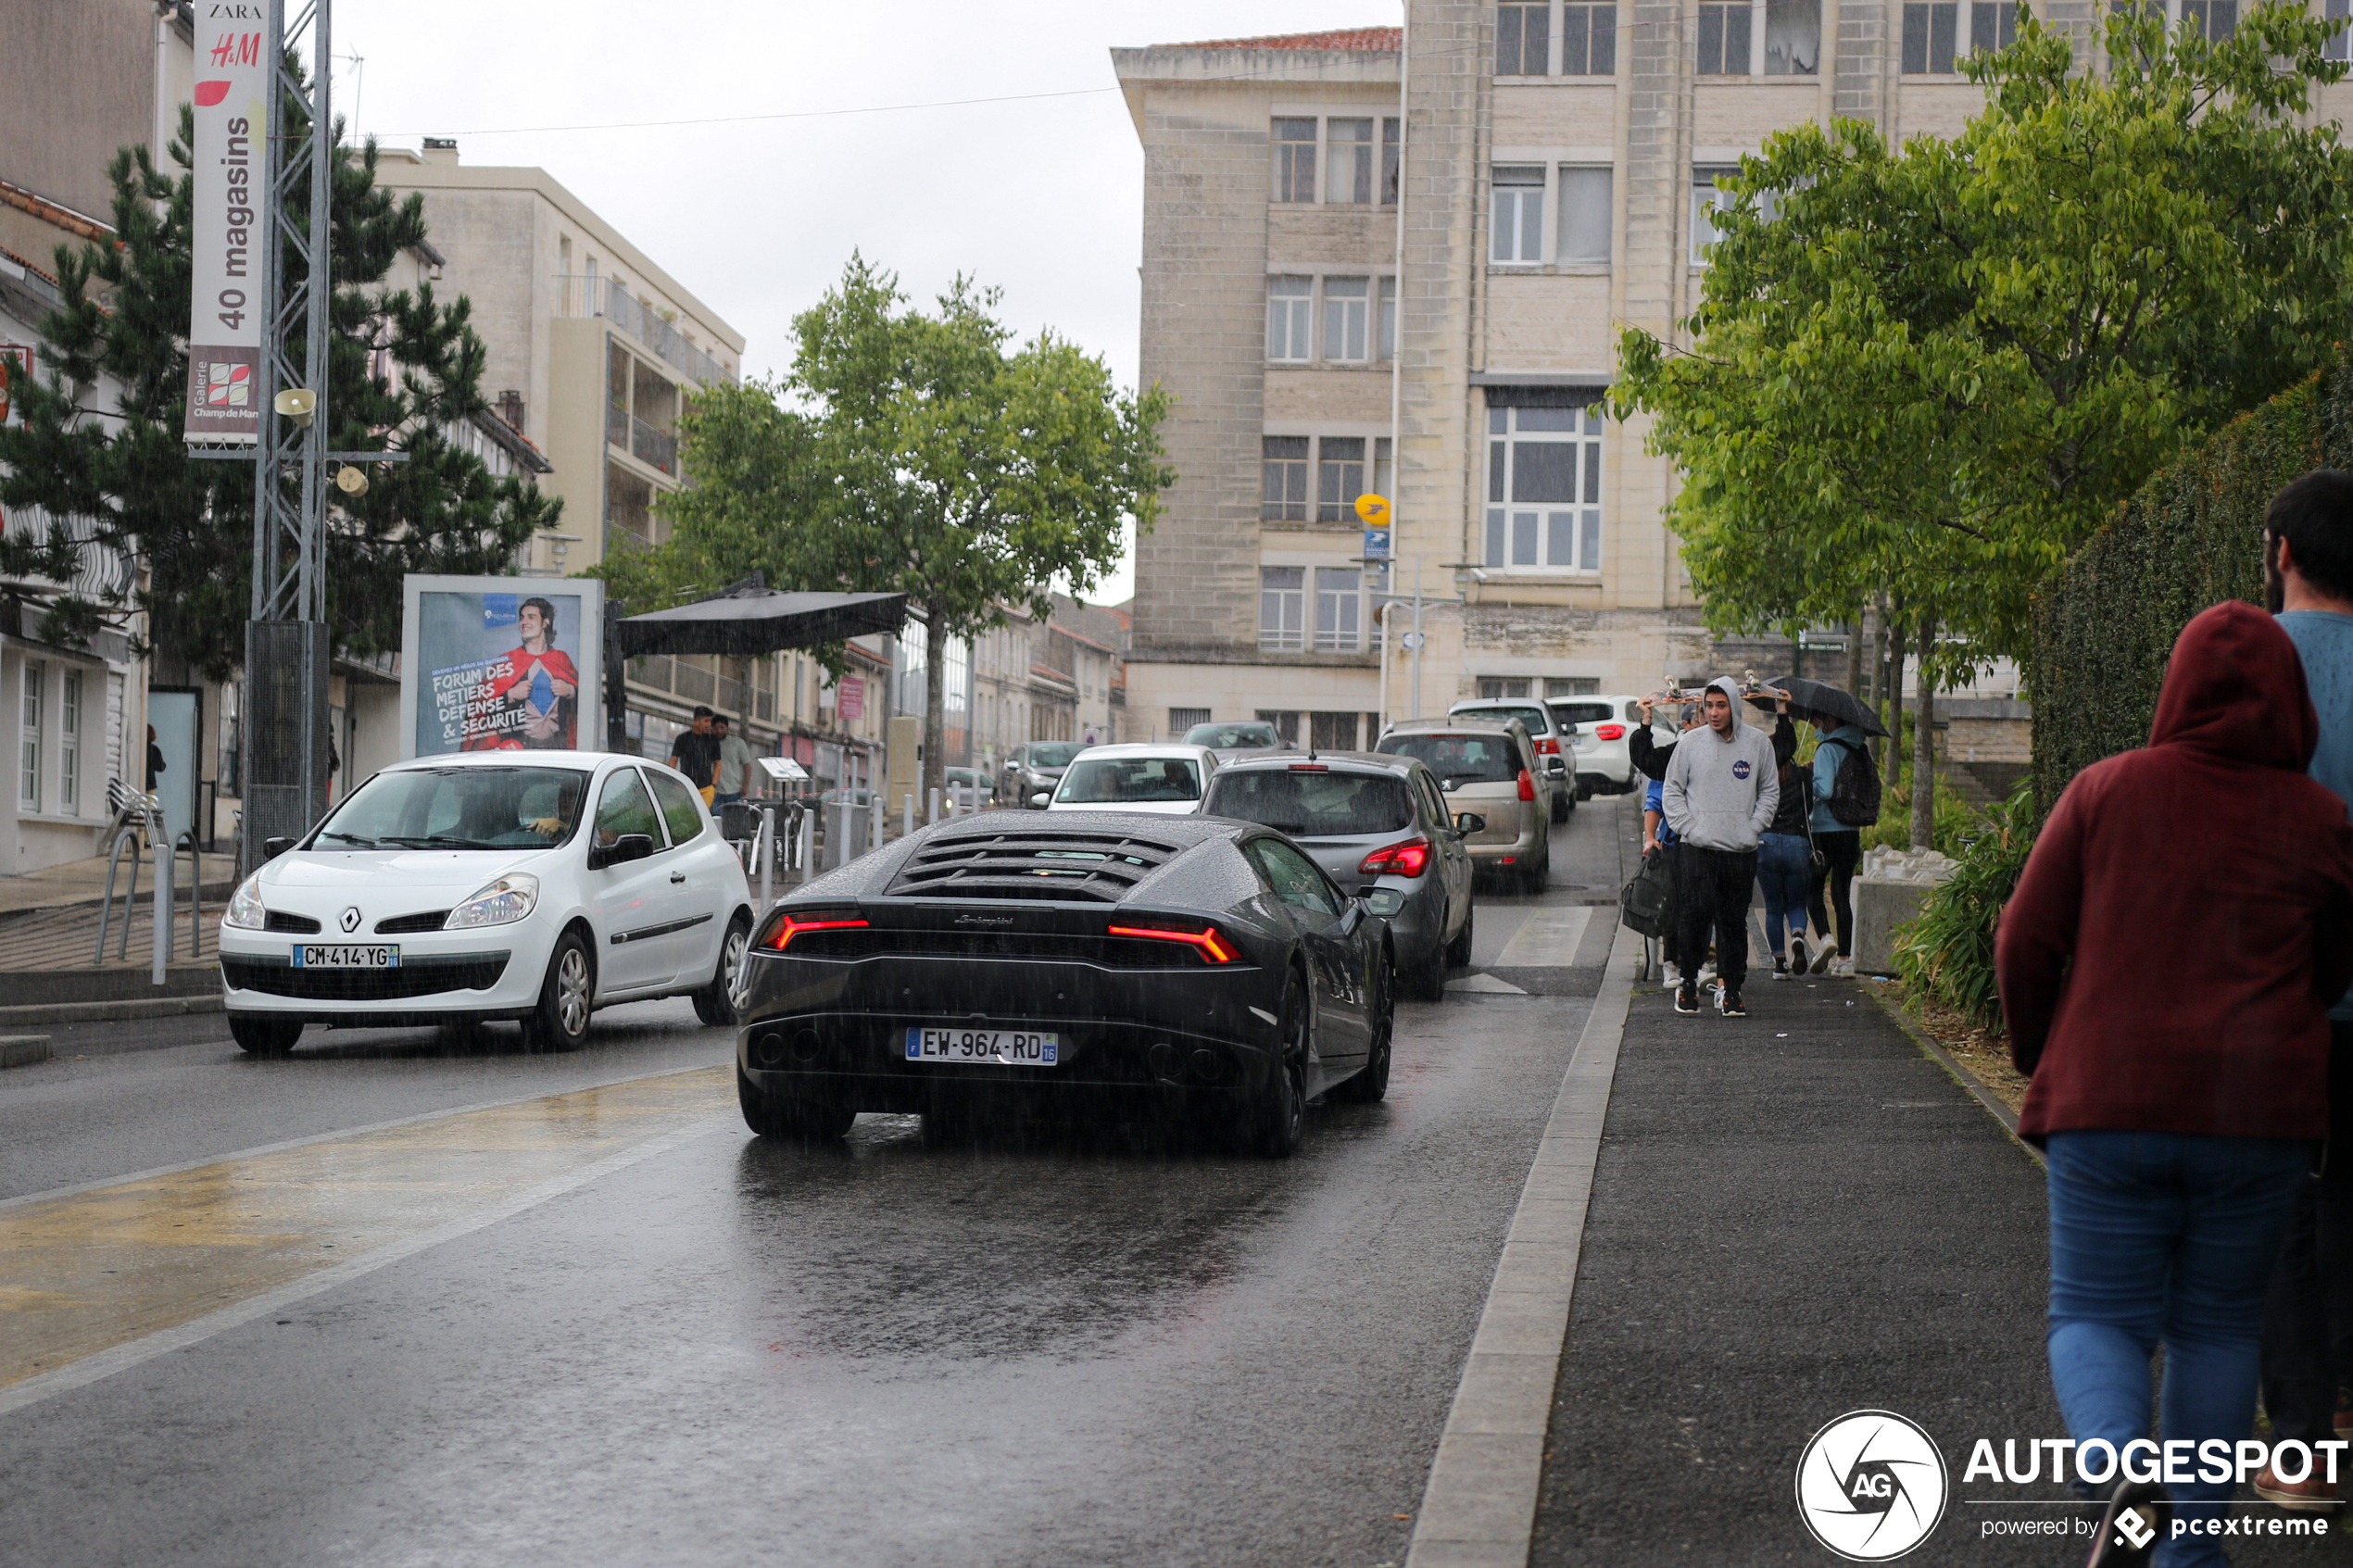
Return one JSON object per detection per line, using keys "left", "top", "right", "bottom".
{"left": 1805, "top": 719, "right": 1869, "bottom": 976}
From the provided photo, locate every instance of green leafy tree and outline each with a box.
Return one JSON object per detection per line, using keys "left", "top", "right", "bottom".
{"left": 0, "top": 100, "right": 557, "bottom": 678}
{"left": 1613, "top": 3, "right": 2353, "bottom": 842}
{"left": 601, "top": 257, "right": 1172, "bottom": 809}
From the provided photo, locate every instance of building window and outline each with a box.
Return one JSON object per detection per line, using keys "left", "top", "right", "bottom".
{"left": 1257, "top": 709, "right": 1302, "bottom": 745}
{"left": 1326, "top": 119, "right": 1377, "bottom": 203}
{"left": 1382, "top": 118, "right": 1402, "bottom": 205}
{"left": 1564, "top": 2, "right": 1618, "bottom": 73}
{"left": 1903, "top": 1, "right": 1960, "bottom": 69}
{"left": 1498, "top": 0, "right": 1552, "bottom": 72}
{"left": 1478, "top": 677, "right": 1534, "bottom": 699}
{"left": 1976, "top": 0, "right": 2021, "bottom": 49}
{"left": 58, "top": 668, "right": 79, "bottom": 813}
{"left": 1546, "top": 676, "right": 1602, "bottom": 697}
{"left": 2330, "top": 0, "right": 2349, "bottom": 60}
{"left": 1318, "top": 438, "right": 1367, "bottom": 522}
{"left": 1491, "top": 166, "right": 1546, "bottom": 264}
{"left": 1907, "top": 0, "right": 2018, "bottom": 69}
{"left": 1311, "top": 711, "right": 1360, "bottom": 750}
{"left": 1264, "top": 436, "right": 1311, "bottom": 521}
{"left": 1378, "top": 277, "right": 1398, "bottom": 360}
{"left": 19, "top": 661, "right": 41, "bottom": 810}
{"left": 1315, "top": 569, "right": 1363, "bottom": 651}
{"left": 1692, "top": 168, "right": 1738, "bottom": 262}
{"left": 2180, "top": 0, "right": 2236, "bottom": 38}
{"left": 1324, "top": 278, "right": 1371, "bottom": 362}
{"left": 1484, "top": 404, "right": 1606, "bottom": 574}
{"left": 1268, "top": 277, "right": 1314, "bottom": 362}
{"left": 1374, "top": 435, "right": 1394, "bottom": 500}
{"left": 1557, "top": 167, "right": 1613, "bottom": 264}
{"left": 1273, "top": 118, "right": 1318, "bottom": 202}
{"left": 1169, "top": 707, "right": 1210, "bottom": 738}
{"left": 1767, "top": 0, "right": 1821, "bottom": 71}
{"left": 1260, "top": 569, "right": 1305, "bottom": 652}
{"left": 1697, "top": 1, "right": 1753, "bottom": 72}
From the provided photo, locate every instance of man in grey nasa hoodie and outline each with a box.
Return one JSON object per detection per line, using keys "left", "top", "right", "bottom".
{"left": 1662, "top": 677, "right": 1780, "bottom": 1017}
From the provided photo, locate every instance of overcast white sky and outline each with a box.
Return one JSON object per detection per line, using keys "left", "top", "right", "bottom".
{"left": 334, "top": 0, "right": 1399, "bottom": 605}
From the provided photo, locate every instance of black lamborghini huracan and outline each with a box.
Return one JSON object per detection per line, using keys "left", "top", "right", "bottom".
{"left": 734, "top": 810, "right": 1397, "bottom": 1155}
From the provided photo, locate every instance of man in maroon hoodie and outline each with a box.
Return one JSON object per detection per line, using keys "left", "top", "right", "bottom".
{"left": 1999, "top": 601, "right": 2353, "bottom": 1562}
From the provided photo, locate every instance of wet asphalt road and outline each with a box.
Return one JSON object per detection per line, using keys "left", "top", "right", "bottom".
{"left": 0, "top": 804, "right": 1630, "bottom": 1568}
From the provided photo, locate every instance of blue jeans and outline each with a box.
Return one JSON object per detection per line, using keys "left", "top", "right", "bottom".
{"left": 2045, "top": 1131, "right": 2315, "bottom": 1567}
{"left": 1755, "top": 833, "right": 1811, "bottom": 957}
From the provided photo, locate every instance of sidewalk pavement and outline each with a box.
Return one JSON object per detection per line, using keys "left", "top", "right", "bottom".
{"left": 1527, "top": 959, "right": 2345, "bottom": 1563}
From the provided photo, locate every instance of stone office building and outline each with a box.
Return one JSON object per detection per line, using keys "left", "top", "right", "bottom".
{"left": 1110, "top": 4, "right": 2108, "bottom": 738}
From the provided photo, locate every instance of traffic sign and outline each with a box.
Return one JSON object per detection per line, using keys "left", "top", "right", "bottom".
{"left": 1362, "top": 528, "right": 1390, "bottom": 560}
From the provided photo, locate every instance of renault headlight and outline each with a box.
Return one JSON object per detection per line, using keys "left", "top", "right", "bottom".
{"left": 223, "top": 874, "right": 267, "bottom": 930}
{"left": 444, "top": 873, "right": 539, "bottom": 930}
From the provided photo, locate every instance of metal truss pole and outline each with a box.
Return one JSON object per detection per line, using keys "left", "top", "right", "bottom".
{"left": 243, "top": 0, "right": 333, "bottom": 874}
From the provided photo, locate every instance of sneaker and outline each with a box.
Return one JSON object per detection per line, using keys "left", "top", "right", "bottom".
{"left": 1696, "top": 960, "right": 1718, "bottom": 985}
{"left": 2255, "top": 1464, "right": 2337, "bottom": 1511}
{"left": 1789, "top": 935, "right": 1809, "bottom": 972}
{"left": 1829, "top": 956, "right": 1854, "bottom": 977}
{"left": 2087, "top": 1478, "right": 2167, "bottom": 1565}
{"left": 1674, "top": 981, "right": 1700, "bottom": 1015}
{"left": 1770, "top": 957, "right": 1790, "bottom": 982}
{"left": 1720, "top": 986, "right": 1746, "bottom": 1017}
{"left": 1661, "top": 961, "right": 1683, "bottom": 990}
{"left": 1809, "top": 942, "right": 1835, "bottom": 975}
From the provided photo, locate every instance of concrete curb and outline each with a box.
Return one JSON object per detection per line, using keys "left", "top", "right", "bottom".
{"left": 1862, "top": 985, "right": 2042, "bottom": 1167}
{"left": 1403, "top": 920, "right": 1637, "bottom": 1568}
{"left": 0, "top": 996, "right": 224, "bottom": 1028}
{"left": 0, "top": 1035, "right": 53, "bottom": 1070}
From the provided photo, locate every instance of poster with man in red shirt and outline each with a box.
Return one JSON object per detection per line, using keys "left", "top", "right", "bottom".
{"left": 400, "top": 579, "right": 604, "bottom": 759}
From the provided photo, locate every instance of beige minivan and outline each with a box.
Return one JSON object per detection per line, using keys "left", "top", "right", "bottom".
{"left": 1374, "top": 718, "right": 1551, "bottom": 894}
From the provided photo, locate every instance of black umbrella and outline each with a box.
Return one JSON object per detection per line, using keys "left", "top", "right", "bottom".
{"left": 1743, "top": 674, "right": 1888, "bottom": 737}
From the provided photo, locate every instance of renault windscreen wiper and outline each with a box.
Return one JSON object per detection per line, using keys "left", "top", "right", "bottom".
{"left": 376, "top": 834, "right": 499, "bottom": 850}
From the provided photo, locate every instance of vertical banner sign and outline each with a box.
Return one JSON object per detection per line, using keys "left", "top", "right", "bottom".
{"left": 183, "top": 8, "right": 269, "bottom": 445}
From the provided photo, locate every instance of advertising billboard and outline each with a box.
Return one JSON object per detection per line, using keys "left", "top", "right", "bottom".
{"left": 398, "top": 576, "right": 605, "bottom": 759}
{"left": 183, "top": 11, "right": 271, "bottom": 445}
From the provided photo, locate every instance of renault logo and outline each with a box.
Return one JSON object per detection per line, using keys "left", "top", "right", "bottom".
{"left": 340, "top": 906, "right": 362, "bottom": 934}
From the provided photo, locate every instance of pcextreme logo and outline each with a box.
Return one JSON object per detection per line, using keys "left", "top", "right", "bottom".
{"left": 1795, "top": 1410, "right": 1951, "bottom": 1562}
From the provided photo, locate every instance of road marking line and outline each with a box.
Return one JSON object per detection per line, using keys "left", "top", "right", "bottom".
{"left": 1445, "top": 973, "right": 1529, "bottom": 995}
{"left": 1405, "top": 921, "right": 1635, "bottom": 1568}
{"left": 0, "top": 1111, "right": 729, "bottom": 1421}
{"left": 1491, "top": 906, "right": 1591, "bottom": 969}
{"left": 0, "top": 1067, "right": 732, "bottom": 1404}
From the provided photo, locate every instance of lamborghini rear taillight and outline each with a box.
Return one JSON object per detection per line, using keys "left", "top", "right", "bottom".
{"left": 1107, "top": 922, "right": 1236, "bottom": 963}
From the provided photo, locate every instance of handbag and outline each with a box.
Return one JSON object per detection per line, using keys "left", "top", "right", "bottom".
{"left": 1619, "top": 845, "right": 1677, "bottom": 938}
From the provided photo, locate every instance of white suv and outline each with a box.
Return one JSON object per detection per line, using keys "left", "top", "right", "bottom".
{"left": 1548, "top": 695, "right": 1646, "bottom": 798}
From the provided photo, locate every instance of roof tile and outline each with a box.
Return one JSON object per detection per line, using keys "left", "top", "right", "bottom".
{"left": 1162, "top": 26, "right": 1402, "bottom": 53}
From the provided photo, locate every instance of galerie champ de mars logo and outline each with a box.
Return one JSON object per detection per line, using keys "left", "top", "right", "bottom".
{"left": 1796, "top": 1410, "right": 1952, "bottom": 1562}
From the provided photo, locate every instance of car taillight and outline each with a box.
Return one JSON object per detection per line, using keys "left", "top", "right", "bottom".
{"left": 1360, "top": 837, "right": 1431, "bottom": 878}
{"left": 1593, "top": 723, "right": 1627, "bottom": 741}
{"left": 1535, "top": 735, "right": 1560, "bottom": 755}
{"left": 1518, "top": 769, "right": 1536, "bottom": 802}
{"left": 764, "top": 910, "right": 869, "bottom": 950}
{"left": 1107, "top": 922, "right": 1236, "bottom": 963}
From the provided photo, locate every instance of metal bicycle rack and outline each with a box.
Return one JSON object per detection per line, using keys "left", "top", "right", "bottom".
{"left": 94, "top": 780, "right": 204, "bottom": 975}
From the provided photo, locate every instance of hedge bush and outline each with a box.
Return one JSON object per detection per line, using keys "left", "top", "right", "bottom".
{"left": 2031, "top": 356, "right": 2353, "bottom": 808}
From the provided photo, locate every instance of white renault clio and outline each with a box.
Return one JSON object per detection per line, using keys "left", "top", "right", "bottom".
{"left": 219, "top": 750, "right": 754, "bottom": 1056}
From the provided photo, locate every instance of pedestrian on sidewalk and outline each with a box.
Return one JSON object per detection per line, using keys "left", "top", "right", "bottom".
{"left": 2259, "top": 469, "right": 2353, "bottom": 1508}
{"left": 1634, "top": 696, "right": 1695, "bottom": 986}
{"left": 1997, "top": 601, "right": 2353, "bottom": 1565}
{"left": 1757, "top": 706, "right": 1814, "bottom": 981}
{"left": 1661, "top": 678, "right": 1778, "bottom": 1019}
{"left": 1805, "top": 715, "right": 1870, "bottom": 977}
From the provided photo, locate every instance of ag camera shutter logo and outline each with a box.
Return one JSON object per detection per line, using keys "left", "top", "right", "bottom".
{"left": 1795, "top": 1410, "right": 1948, "bottom": 1561}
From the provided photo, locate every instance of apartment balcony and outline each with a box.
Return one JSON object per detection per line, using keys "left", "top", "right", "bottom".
{"left": 554, "top": 274, "right": 729, "bottom": 388}
{"left": 603, "top": 402, "right": 678, "bottom": 478}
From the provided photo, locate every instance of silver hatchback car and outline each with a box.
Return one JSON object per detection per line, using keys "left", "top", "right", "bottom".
{"left": 1202, "top": 751, "right": 1475, "bottom": 999}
